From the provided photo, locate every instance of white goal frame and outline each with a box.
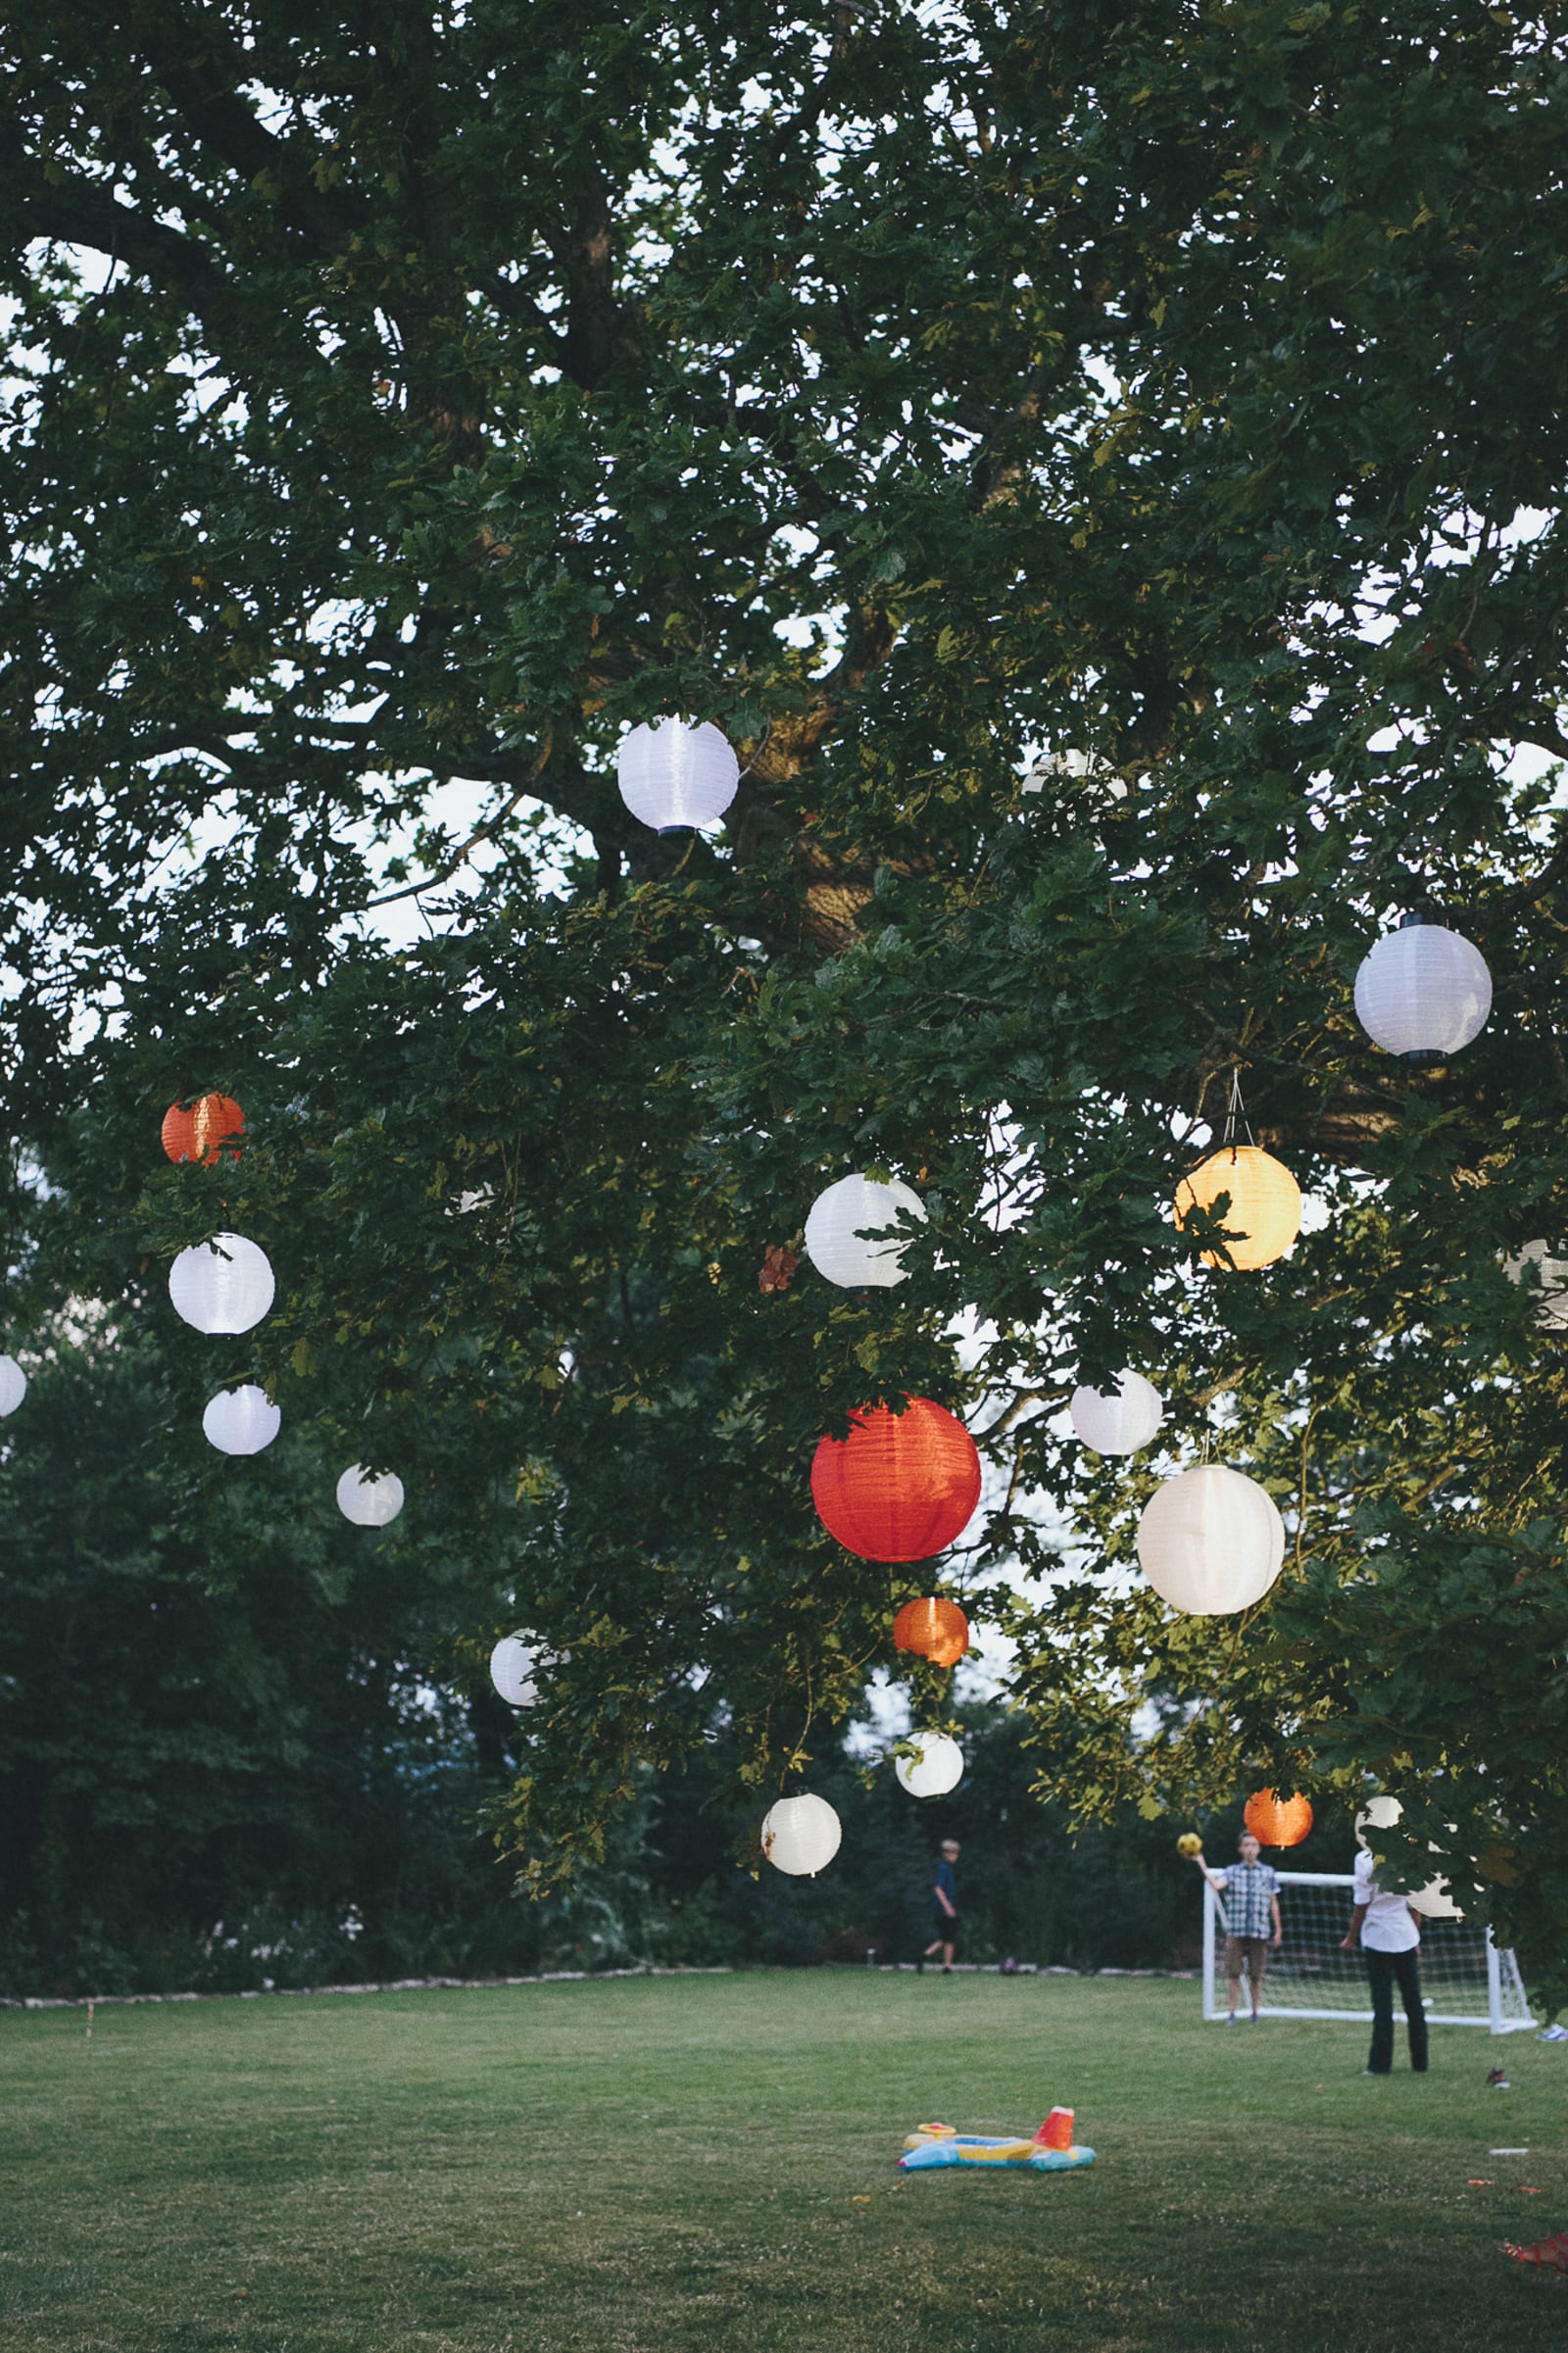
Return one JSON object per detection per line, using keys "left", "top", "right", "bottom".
{"left": 1202, "top": 1870, "right": 1533, "bottom": 2034}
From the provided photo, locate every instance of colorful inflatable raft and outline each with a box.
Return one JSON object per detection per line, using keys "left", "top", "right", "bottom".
{"left": 900, "top": 2123, "right": 1096, "bottom": 2174}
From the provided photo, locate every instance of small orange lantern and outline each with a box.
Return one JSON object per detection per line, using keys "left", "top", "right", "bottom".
{"left": 1244, "top": 1788, "right": 1313, "bottom": 1848}
{"left": 162, "top": 1093, "right": 245, "bottom": 1165}
{"left": 893, "top": 1596, "right": 970, "bottom": 1669}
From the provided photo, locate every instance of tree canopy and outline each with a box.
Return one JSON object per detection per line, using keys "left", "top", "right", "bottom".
{"left": 5, "top": 2, "right": 1568, "bottom": 2000}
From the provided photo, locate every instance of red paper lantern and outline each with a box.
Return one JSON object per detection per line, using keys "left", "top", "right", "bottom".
{"left": 162, "top": 1094, "right": 245, "bottom": 1165}
{"left": 811, "top": 1397, "right": 981, "bottom": 1562}
{"left": 892, "top": 1596, "right": 970, "bottom": 1669}
{"left": 1244, "top": 1789, "right": 1313, "bottom": 1849}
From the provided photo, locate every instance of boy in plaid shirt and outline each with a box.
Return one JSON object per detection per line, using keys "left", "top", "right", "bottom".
{"left": 1191, "top": 1831, "right": 1283, "bottom": 2022}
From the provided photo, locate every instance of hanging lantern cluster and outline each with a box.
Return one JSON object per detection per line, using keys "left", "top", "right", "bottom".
{"left": 804, "top": 1173, "right": 927, "bottom": 1290}
{"left": 1243, "top": 1789, "right": 1313, "bottom": 1849}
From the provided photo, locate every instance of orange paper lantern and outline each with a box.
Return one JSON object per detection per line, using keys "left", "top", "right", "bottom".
{"left": 811, "top": 1397, "right": 981, "bottom": 1562}
{"left": 1174, "top": 1145, "right": 1301, "bottom": 1270}
{"left": 892, "top": 1596, "right": 970, "bottom": 1669}
{"left": 162, "top": 1093, "right": 245, "bottom": 1165}
{"left": 1244, "top": 1788, "right": 1313, "bottom": 1848}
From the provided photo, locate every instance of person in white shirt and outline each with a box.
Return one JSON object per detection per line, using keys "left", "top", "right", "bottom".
{"left": 1340, "top": 1846, "right": 1428, "bottom": 2074}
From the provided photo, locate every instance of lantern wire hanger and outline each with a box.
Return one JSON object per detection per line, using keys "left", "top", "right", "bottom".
{"left": 1220, "top": 1066, "right": 1254, "bottom": 1155}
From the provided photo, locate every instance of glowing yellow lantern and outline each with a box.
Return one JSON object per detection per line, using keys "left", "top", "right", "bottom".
{"left": 1174, "top": 1145, "right": 1301, "bottom": 1270}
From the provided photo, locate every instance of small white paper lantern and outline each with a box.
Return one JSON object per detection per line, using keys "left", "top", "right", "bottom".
{"left": 336, "top": 1464, "right": 405, "bottom": 1527}
{"left": 0, "top": 1355, "right": 25, "bottom": 1417}
{"left": 1354, "top": 1793, "right": 1403, "bottom": 1846}
{"left": 202, "top": 1384, "right": 281, "bottom": 1456}
{"left": 1503, "top": 1241, "right": 1568, "bottom": 1332}
{"left": 894, "top": 1733, "right": 965, "bottom": 1799}
{"left": 1354, "top": 1797, "right": 1462, "bottom": 1917}
{"left": 804, "top": 1173, "right": 927, "bottom": 1289}
{"left": 489, "top": 1635, "right": 540, "bottom": 1707}
{"left": 1353, "top": 916, "right": 1492, "bottom": 1060}
{"left": 760, "top": 1792, "right": 842, "bottom": 1877}
{"left": 169, "top": 1234, "right": 275, "bottom": 1336}
{"left": 616, "top": 717, "right": 739, "bottom": 834}
{"left": 1070, "top": 1370, "right": 1163, "bottom": 1456}
{"left": 1136, "top": 1464, "right": 1284, "bottom": 1616}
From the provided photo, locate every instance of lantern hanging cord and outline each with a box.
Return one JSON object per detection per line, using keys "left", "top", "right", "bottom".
{"left": 1221, "top": 1067, "right": 1255, "bottom": 1152}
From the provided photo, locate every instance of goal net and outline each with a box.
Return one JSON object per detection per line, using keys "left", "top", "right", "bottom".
{"left": 1202, "top": 1871, "right": 1533, "bottom": 2034}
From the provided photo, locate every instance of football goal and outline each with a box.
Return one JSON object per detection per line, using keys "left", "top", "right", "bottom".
{"left": 1202, "top": 1870, "right": 1533, "bottom": 2034}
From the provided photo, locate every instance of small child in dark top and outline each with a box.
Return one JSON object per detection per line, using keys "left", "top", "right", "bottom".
{"left": 924, "top": 1839, "right": 960, "bottom": 1973}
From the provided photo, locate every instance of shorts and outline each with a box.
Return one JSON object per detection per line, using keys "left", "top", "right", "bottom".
{"left": 932, "top": 1914, "right": 960, "bottom": 1942}
{"left": 1225, "top": 1934, "right": 1268, "bottom": 1985}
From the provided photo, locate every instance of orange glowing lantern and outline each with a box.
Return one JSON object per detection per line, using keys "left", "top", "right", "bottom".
{"left": 1244, "top": 1788, "right": 1313, "bottom": 1849}
{"left": 892, "top": 1596, "right": 970, "bottom": 1669}
{"left": 810, "top": 1397, "right": 981, "bottom": 1563}
{"left": 162, "top": 1093, "right": 245, "bottom": 1165}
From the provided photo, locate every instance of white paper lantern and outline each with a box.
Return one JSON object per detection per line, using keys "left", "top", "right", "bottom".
{"left": 1136, "top": 1464, "right": 1284, "bottom": 1616}
{"left": 895, "top": 1733, "right": 965, "bottom": 1799}
{"left": 1353, "top": 916, "right": 1492, "bottom": 1060}
{"left": 1353, "top": 1797, "right": 1462, "bottom": 1917}
{"left": 202, "top": 1384, "right": 281, "bottom": 1456}
{"left": 1354, "top": 1793, "right": 1403, "bottom": 1846}
{"left": 804, "top": 1173, "right": 927, "bottom": 1289}
{"left": 0, "top": 1355, "right": 25, "bottom": 1417}
{"left": 760, "top": 1791, "right": 842, "bottom": 1877}
{"left": 1503, "top": 1241, "right": 1568, "bottom": 1332}
{"left": 336, "top": 1464, "right": 405, "bottom": 1527}
{"left": 490, "top": 1635, "right": 540, "bottom": 1707}
{"left": 1070, "top": 1370, "right": 1163, "bottom": 1456}
{"left": 169, "top": 1234, "right": 275, "bottom": 1335}
{"left": 616, "top": 717, "right": 739, "bottom": 834}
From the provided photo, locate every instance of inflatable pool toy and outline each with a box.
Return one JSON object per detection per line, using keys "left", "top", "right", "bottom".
{"left": 900, "top": 2115, "right": 1095, "bottom": 2174}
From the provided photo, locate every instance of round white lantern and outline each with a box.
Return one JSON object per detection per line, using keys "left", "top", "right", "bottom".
{"left": 616, "top": 717, "right": 739, "bottom": 834}
{"left": 894, "top": 1733, "right": 965, "bottom": 1799}
{"left": 0, "top": 1354, "right": 26, "bottom": 1417}
{"left": 1070, "top": 1369, "right": 1163, "bottom": 1456}
{"left": 489, "top": 1635, "right": 540, "bottom": 1707}
{"left": 1353, "top": 916, "right": 1492, "bottom": 1060}
{"left": 1354, "top": 1793, "right": 1403, "bottom": 1846}
{"left": 202, "top": 1384, "right": 281, "bottom": 1456}
{"left": 169, "top": 1234, "right": 275, "bottom": 1336}
{"left": 336, "top": 1464, "right": 405, "bottom": 1527}
{"left": 804, "top": 1173, "right": 927, "bottom": 1289}
{"left": 1136, "top": 1464, "right": 1284, "bottom": 1616}
{"left": 1503, "top": 1241, "right": 1568, "bottom": 1332}
{"left": 1408, "top": 1872, "right": 1464, "bottom": 1921}
{"left": 760, "top": 1792, "right": 842, "bottom": 1877}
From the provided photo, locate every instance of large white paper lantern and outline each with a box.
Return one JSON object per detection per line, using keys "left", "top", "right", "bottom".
{"left": 0, "top": 1355, "right": 25, "bottom": 1417}
{"left": 895, "top": 1733, "right": 965, "bottom": 1799}
{"left": 1503, "top": 1241, "right": 1568, "bottom": 1332}
{"left": 760, "top": 1792, "right": 842, "bottom": 1877}
{"left": 490, "top": 1635, "right": 540, "bottom": 1707}
{"left": 1070, "top": 1370, "right": 1163, "bottom": 1456}
{"left": 336, "top": 1464, "right": 405, "bottom": 1527}
{"left": 1353, "top": 916, "right": 1492, "bottom": 1060}
{"left": 202, "top": 1384, "right": 281, "bottom": 1456}
{"left": 1136, "top": 1464, "right": 1284, "bottom": 1616}
{"left": 804, "top": 1173, "right": 927, "bottom": 1289}
{"left": 169, "top": 1234, "right": 275, "bottom": 1336}
{"left": 616, "top": 717, "right": 739, "bottom": 834}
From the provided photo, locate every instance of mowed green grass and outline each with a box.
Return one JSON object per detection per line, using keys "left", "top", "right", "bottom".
{"left": 2, "top": 1973, "right": 1563, "bottom": 2353}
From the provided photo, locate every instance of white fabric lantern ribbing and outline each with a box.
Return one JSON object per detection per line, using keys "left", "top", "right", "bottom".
{"left": 336, "top": 1465, "right": 405, "bottom": 1527}
{"left": 804, "top": 1173, "right": 927, "bottom": 1289}
{"left": 760, "top": 1792, "right": 842, "bottom": 1877}
{"left": 1503, "top": 1241, "right": 1568, "bottom": 1332}
{"left": 1136, "top": 1464, "right": 1284, "bottom": 1616}
{"left": 1070, "top": 1370, "right": 1163, "bottom": 1456}
{"left": 0, "top": 1355, "right": 25, "bottom": 1417}
{"left": 168, "top": 1234, "right": 275, "bottom": 1336}
{"left": 490, "top": 1636, "right": 539, "bottom": 1707}
{"left": 1353, "top": 916, "right": 1492, "bottom": 1060}
{"left": 895, "top": 1733, "right": 965, "bottom": 1799}
{"left": 616, "top": 717, "right": 739, "bottom": 834}
{"left": 202, "top": 1385, "right": 281, "bottom": 1456}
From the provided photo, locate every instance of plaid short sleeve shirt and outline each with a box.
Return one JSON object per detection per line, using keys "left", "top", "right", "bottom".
{"left": 1216, "top": 1860, "right": 1278, "bottom": 1939}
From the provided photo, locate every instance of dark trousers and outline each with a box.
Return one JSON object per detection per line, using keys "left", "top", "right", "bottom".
{"left": 1365, "top": 1946, "right": 1428, "bottom": 2073}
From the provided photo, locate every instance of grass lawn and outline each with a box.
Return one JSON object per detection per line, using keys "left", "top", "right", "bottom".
{"left": 1, "top": 1970, "right": 1563, "bottom": 2352}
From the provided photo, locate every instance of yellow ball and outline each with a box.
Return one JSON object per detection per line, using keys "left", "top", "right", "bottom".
{"left": 1177, "top": 1833, "right": 1202, "bottom": 1859}
{"left": 1174, "top": 1145, "right": 1302, "bottom": 1271}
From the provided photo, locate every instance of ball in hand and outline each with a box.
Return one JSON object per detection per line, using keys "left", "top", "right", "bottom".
{"left": 1177, "top": 1833, "right": 1202, "bottom": 1858}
